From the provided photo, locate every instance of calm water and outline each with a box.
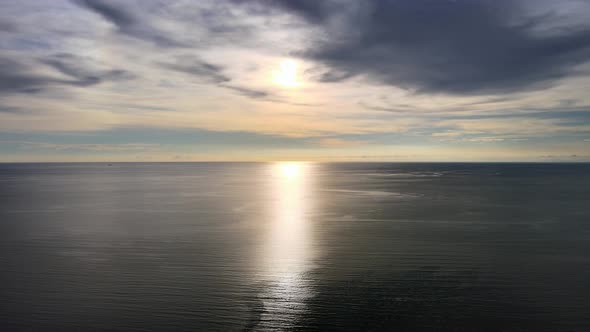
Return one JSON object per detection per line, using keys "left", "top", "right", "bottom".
{"left": 0, "top": 162, "right": 589, "bottom": 331}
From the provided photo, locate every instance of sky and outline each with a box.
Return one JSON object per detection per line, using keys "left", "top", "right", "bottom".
{"left": 1, "top": 0, "right": 590, "bottom": 162}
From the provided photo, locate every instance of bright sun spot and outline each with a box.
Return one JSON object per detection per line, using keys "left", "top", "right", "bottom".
{"left": 273, "top": 59, "right": 299, "bottom": 87}
{"left": 280, "top": 163, "right": 301, "bottom": 179}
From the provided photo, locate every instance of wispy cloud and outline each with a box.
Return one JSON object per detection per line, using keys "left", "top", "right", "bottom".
{"left": 0, "top": 0, "right": 589, "bottom": 161}
{"left": 73, "top": 0, "right": 185, "bottom": 47}
{"left": 159, "top": 56, "right": 230, "bottom": 84}
{"left": 0, "top": 140, "right": 160, "bottom": 152}
{"left": 0, "top": 53, "right": 132, "bottom": 95}
{"left": 222, "top": 84, "right": 269, "bottom": 99}
{"left": 317, "top": 138, "right": 369, "bottom": 147}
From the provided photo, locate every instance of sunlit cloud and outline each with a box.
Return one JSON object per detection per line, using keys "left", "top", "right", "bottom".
{"left": 0, "top": 0, "right": 589, "bottom": 161}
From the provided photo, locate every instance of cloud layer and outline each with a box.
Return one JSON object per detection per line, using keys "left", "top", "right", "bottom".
{"left": 0, "top": 0, "right": 589, "bottom": 161}
{"left": 258, "top": 0, "right": 590, "bottom": 94}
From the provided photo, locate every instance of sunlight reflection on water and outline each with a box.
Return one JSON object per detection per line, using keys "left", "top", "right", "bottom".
{"left": 258, "top": 162, "right": 315, "bottom": 329}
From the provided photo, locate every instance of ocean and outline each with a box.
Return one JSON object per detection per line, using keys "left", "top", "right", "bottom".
{"left": 0, "top": 162, "right": 589, "bottom": 331}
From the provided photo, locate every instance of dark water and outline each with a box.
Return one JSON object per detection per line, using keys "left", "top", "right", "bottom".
{"left": 0, "top": 162, "right": 589, "bottom": 331}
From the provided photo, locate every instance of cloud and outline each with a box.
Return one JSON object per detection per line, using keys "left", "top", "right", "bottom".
{"left": 158, "top": 56, "right": 277, "bottom": 100}
{"left": 42, "top": 53, "right": 134, "bottom": 86}
{"left": 0, "top": 54, "right": 133, "bottom": 95}
{"left": 0, "top": 106, "right": 23, "bottom": 114}
{"left": 263, "top": 0, "right": 590, "bottom": 95}
{"left": 317, "top": 138, "right": 369, "bottom": 147}
{"left": 463, "top": 137, "right": 506, "bottom": 142}
{"left": 432, "top": 132, "right": 463, "bottom": 138}
{"left": 0, "top": 140, "right": 160, "bottom": 152}
{"left": 158, "top": 56, "right": 230, "bottom": 84}
{"left": 1, "top": 0, "right": 589, "bottom": 162}
{"left": 223, "top": 85, "right": 269, "bottom": 99}
{"left": 233, "top": 0, "right": 337, "bottom": 23}
{"left": 0, "top": 20, "right": 16, "bottom": 32}
{"left": 73, "top": 0, "right": 184, "bottom": 47}
{"left": 0, "top": 57, "right": 50, "bottom": 94}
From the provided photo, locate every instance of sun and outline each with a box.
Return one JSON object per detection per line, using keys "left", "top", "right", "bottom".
{"left": 273, "top": 59, "right": 299, "bottom": 87}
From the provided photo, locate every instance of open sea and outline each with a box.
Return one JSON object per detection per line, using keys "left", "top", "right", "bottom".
{"left": 0, "top": 162, "right": 589, "bottom": 331}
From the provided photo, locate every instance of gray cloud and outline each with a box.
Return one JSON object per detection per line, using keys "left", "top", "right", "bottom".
{"left": 0, "top": 54, "right": 133, "bottom": 95}
{"left": 42, "top": 53, "right": 134, "bottom": 87}
{"left": 0, "top": 106, "right": 23, "bottom": 114}
{"left": 361, "top": 99, "right": 590, "bottom": 122}
{"left": 159, "top": 57, "right": 230, "bottom": 84}
{"left": 0, "top": 140, "right": 160, "bottom": 152}
{"left": 222, "top": 85, "right": 269, "bottom": 99}
{"left": 159, "top": 56, "right": 276, "bottom": 100}
{"left": 259, "top": 0, "right": 590, "bottom": 95}
{"left": 0, "top": 57, "right": 51, "bottom": 94}
{"left": 232, "top": 0, "right": 338, "bottom": 23}
{"left": 73, "top": 0, "right": 185, "bottom": 47}
{"left": 0, "top": 20, "right": 16, "bottom": 33}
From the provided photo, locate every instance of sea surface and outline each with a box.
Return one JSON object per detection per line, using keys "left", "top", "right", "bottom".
{"left": 0, "top": 162, "right": 589, "bottom": 331}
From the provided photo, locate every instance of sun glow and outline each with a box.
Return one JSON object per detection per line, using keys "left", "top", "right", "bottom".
{"left": 280, "top": 162, "right": 301, "bottom": 179}
{"left": 273, "top": 59, "right": 299, "bottom": 87}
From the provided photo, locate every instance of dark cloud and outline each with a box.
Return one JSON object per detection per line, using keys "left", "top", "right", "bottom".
{"left": 42, "top": 53, "right": 134, "bottom": 87}
{"left": 232, "top": 0, "right": 337, "bottom": 23}
{"left": 263, "top": 0, "right": 590, "bottom": 95}
{"left": 159, "top": 57, "right": 230, "bottom": 84}
{"left": 0, "top": 57, "right": 50, "bottom": 94}
{"left": 73, "top": 0, "right": 184, "bottom": 47}
{"left": 0, "top": 54, "right": 133, "bottom": 95}
{"left": 75, "top": 0, "right": 134, "bottom": 27}
{"left": 75, "top": 1, "right": 262, "bottom": 48}
{"left": 0, "top": 20, "right": 17, "bottom": 32}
